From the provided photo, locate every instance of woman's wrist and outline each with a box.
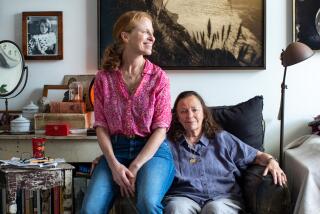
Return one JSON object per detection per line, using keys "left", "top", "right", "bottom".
{"left": 129, "top": 161, "right": 141, "bottom": 173}
{"left": 266, "top": 156, "right": 278, "bottom": 165}
{"left": 106, "top": 156, "right": 120, "bottom": 169}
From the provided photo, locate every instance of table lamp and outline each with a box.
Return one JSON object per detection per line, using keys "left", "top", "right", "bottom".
{"left": 279, "top": 42, "right": 314, "bottom": 167}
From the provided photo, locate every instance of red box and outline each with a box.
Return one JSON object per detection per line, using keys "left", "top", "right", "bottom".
{"left": 45, "top": 124, "right": 70, "bottom": 136}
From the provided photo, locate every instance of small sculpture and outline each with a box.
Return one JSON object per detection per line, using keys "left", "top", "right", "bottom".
{"left": 37, "top": 96, "right": 50, "bottom": 113}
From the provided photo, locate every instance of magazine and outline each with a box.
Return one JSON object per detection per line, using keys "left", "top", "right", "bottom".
{"left": 0, "top": 157, "right": 65, "bottom": 168}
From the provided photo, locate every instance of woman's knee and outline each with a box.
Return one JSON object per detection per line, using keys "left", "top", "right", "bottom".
{"left": 164, "top": 197, "right": 200, "bottom": 214}
{"left": 164, "top": 201, "right": 191, "bottom": 214}
{"left": 202, "top": 199, "right": 243, "bottom": 214}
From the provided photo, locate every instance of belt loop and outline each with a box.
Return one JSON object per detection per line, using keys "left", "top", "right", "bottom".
{"left": 112, "top": 135, "right": 117, "bottom": 144}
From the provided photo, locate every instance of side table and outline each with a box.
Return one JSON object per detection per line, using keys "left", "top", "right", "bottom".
{"left": 284, "top": 135, "right": 320, "bottom": 214}
{"left": 0, "top": 163, "right": 74, "bottom": 214}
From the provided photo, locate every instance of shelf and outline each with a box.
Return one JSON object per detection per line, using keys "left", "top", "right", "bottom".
{"left": 0, "top": 134, "right": 97, "bottom": 140}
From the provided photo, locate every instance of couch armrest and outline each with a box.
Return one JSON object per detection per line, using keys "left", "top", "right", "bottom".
{"left": 242, "top": 165, "right": 291, "bottom": 214}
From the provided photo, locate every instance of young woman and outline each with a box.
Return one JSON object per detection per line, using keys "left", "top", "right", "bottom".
{"left": 81, "top": 11, "right": 174, "bottom": 214}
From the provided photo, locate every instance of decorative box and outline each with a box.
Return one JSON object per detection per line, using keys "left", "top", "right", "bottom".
{"left": 34, "top": 113, "right": 90, "bottom": 134}
{"left": 45, "top": 124, "right": 70, "bottom": 136}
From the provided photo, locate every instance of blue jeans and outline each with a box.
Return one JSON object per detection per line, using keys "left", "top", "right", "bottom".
{"left": 81, "top": 136, "right": 175, "bottom": 214}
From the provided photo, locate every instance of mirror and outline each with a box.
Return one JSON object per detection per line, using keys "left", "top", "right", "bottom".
{"left": 0, "top": 40, "right": 28, "bottom": 132}
{"left": 0, "top": 40, "right": 25, "bottom": 97}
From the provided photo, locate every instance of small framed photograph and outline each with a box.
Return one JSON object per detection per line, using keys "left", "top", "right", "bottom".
{"left": 293, "top": 0, "right": 320, "bottom": 49}
{"left": 22, "top": 11, "right": 63, "bottom": 60}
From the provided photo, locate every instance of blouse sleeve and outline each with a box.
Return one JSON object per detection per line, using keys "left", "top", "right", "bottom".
{"left": 224, "top": 131, "right": 258, "bottom": 170}
{"left": 151, "top": 71, "right": 172, "bottom": 130}
{"left": 93, "top": 71, "right": 109, "bottom": 130}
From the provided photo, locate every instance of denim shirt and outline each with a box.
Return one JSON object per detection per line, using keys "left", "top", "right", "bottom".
{"left": 166, "top": 130, "right": 258, "bottom": 206}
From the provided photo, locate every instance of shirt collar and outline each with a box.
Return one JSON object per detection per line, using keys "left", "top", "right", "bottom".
{"left": 143, "top": 59, "right": 153, "bottom": 75}
{"left": 178, "top": 134, "right": 210, "bottom": 147}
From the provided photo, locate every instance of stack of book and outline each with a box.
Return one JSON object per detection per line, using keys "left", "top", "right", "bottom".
{"left": 0, "top": 187, "right": 64, "bottom": 214}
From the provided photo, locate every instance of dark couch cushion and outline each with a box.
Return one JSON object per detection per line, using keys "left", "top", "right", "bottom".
{"left": 210, "top": 96, "right": 264, "bottom": 151}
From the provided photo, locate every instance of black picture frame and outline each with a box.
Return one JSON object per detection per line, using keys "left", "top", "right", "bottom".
{"left": 293, "top": 0, "right": 320, "bottom": 50}
{"left": 22, "top": 11, "right": 63, "bottom": 60}
{"left": 98, "top": 0, "right": 266, "bottom": 70}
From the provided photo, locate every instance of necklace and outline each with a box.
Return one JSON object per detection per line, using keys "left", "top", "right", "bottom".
{"left": 186, "top": 141, "right": 197, "bottom": 164}
{"left": 121, "top": 63, "right": 144, "bottom": 94}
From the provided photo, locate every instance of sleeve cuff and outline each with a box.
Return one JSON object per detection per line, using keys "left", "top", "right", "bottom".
{"left": 93, "top": 121, "right": 109, "bottom": 130}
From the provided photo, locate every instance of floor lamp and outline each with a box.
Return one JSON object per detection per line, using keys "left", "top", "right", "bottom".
{"left": 279, "top": 42, "right": 314, "bottom": 167}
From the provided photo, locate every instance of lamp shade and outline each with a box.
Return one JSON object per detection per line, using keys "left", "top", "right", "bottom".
{"left": 281, "top": 42, "right": 314, "bottom": 67}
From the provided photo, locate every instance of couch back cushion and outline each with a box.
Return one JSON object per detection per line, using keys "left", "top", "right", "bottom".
{"left": 210, "top": 96, "right": 264, "bottom": 151}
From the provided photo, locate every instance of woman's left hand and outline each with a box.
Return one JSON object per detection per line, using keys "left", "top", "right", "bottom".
{"left": 263, "top": 159, "right": 287, "bottom": 187}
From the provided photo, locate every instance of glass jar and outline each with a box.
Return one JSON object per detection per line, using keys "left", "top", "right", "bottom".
{"left": 69, "top": 81, "right": 83, "bottom": 101}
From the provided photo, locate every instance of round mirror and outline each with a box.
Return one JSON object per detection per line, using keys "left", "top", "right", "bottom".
{"left": 0, "top": 40, "right": 24, "bottom": 97}
{"left": 315, "top": 9, "right": 320, "bottom": 36}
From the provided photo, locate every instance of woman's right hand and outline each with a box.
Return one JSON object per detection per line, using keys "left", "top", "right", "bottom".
{"left": 110, "top": 162, "right": 135, "bottom": 197}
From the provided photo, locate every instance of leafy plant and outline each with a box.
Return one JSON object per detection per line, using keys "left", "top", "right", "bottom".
{"left": 0, "top": 84, "right": 8, "bottom": 93}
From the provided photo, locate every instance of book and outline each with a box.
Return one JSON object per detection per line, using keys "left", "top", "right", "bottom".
{"left": 1, "top": 188, "right": 5, "bottom": 214}
{"left": 50, "top": 102, "right": 86, "bottom": 113}
{"left": 16, "top": 189, "right": 23, "bottom": 214}
{"left": 33, "top": 190, "right": 37, "bottom": 214}
{"left": 52, "top": 186, "right": 60, "bottom": 214}
{"left": 41, "top": 189, "right": 51, "bottom": 214}
{"left": 25, "top": 190, "right": 33, "bottom": 214}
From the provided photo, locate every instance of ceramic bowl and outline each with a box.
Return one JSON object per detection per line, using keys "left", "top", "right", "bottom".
{"left": 10, "top": 115, "right": 30, "bottom": 133}
{"left": 22, "top": 101, "right": 39, "bottom": 119}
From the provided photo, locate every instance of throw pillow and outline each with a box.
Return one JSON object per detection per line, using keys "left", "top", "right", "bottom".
{"left": 210, "top": 96, "right": 264, "bottom": 151}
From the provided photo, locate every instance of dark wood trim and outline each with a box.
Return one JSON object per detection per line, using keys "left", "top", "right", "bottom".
{"left": 22, "top": 11, "right": 63, "bottom": 60}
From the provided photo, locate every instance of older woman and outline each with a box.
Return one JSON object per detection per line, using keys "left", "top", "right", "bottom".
{"left": 164, "top": 91, "right": 287, "bottom": 214}
{"left": 81, "top": 11, "right": 174, "bottom": 214}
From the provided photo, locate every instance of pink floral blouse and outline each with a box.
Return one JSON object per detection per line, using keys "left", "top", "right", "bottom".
{"left": 94, "top": 59, "right": 171, "bottom": 137}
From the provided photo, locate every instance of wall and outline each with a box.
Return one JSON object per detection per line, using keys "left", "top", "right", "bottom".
{"left": 1, "top": 0, "right": 320, "bottom": 157}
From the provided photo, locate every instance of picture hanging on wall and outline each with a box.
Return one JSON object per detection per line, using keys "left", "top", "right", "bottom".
{"left": 22, "top": 11, "right": 63, "bottom": 60}
{"left": 98, "top": 0, "right": 266, "bottom": 70}
{"left": 293, "top": 0, "right": 320, "bottom": 50}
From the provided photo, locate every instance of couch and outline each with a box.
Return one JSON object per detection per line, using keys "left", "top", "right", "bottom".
{"left": 211, "top": 96, "right": 290, "bottom": 214}
{"left": 111, "top": 96, "right": 291, "bottom": 214}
